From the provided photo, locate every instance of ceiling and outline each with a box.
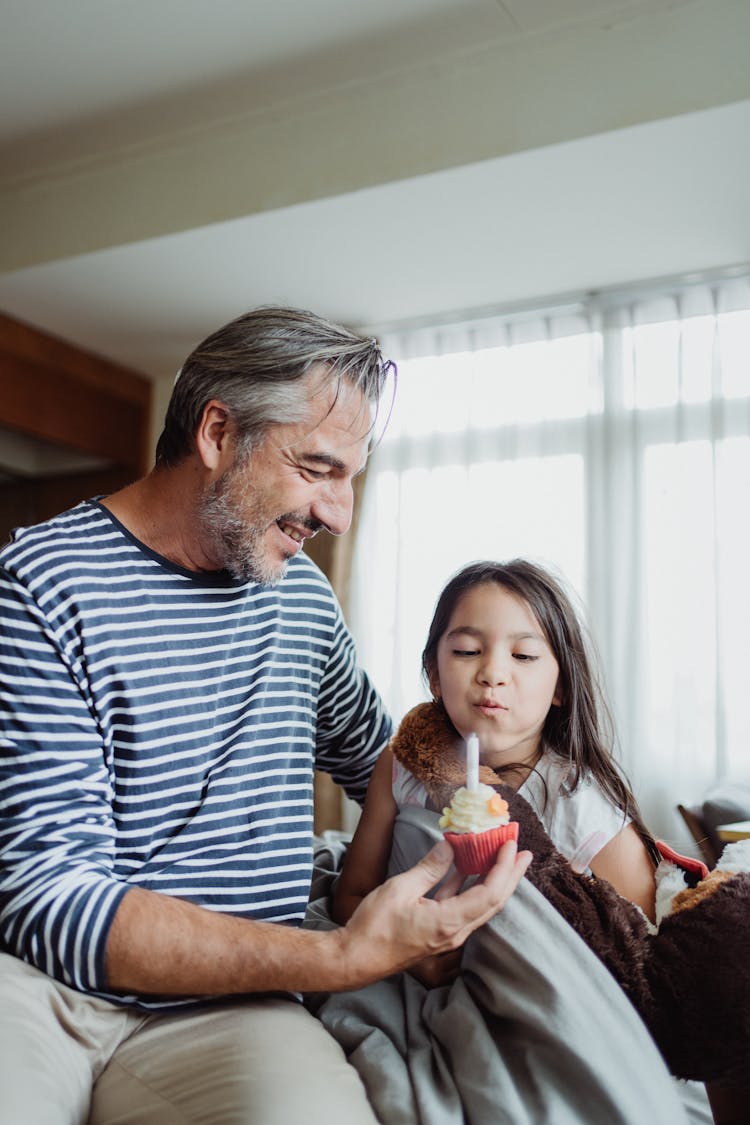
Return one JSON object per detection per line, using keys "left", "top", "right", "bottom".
{"left": 1, "top": 0, "right": 749, "bottom": 386}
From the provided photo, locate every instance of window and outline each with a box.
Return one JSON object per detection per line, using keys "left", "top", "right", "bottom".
{"left": 351, "top": 277, "right": 750, "bottom": 838}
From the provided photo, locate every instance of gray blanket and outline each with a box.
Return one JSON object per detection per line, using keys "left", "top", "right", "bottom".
{"left": 308, "top": 806, "right": 696, "bottom": 1125}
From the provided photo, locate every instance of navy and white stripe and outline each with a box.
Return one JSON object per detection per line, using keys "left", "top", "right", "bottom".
{"left": 0, "top": 501, "right": 390, "bottom": 1008}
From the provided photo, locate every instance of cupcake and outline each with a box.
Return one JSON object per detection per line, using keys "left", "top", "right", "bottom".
{"left": 439, "top": 784, "right": 519, "bottom": 876}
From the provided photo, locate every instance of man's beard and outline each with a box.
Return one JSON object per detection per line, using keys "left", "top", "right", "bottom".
{"left": 198, "top": 464, "right": 320, "bottom": 585}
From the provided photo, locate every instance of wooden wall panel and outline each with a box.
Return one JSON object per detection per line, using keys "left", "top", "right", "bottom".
{"left": 0, "top": 313, "right": 151, "bottom": 473}
{"left": 0, "top": 312, "right": 153, "bottom": 545}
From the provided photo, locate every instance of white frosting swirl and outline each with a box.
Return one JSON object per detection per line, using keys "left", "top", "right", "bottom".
{"left": 439, "top": 783, "right": 509, "bottom": 834}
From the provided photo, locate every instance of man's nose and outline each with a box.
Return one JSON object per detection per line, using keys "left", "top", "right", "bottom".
{"left": 312, "top": 480, "right": 355, "bottom": 537}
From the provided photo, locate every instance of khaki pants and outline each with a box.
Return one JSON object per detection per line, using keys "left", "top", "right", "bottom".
{"left": 0, "top": 953, "right": 376, "bottom": 1125}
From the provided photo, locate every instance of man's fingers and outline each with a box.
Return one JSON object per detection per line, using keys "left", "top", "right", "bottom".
{"left": 483, "top": 839, "right": 533, "bottom": 891}
{"left": 401, "top": 839, "right": 455, "bottom": 894}
{"left": 405, "top": 838, "right": 531, "bottom": 913}
{"left": 433, "top": 867, "right": 464, "bottom": 901}
{"left": 457, "top": 842, "right": 532, "bottom": 924}
{"left": 347, "top": 839, "right": 531, "bottom": 983}
{"left": 389, "top": 838, "right": 531, "bottom": 954}
{"left": 435, "top": 837, "right": 533, "bottom": 903}
{"left": 434, "top": 842, "right": 532, "bottom": 940}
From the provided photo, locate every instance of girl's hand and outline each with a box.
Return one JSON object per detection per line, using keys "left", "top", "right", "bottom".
{"left": 407, "top": 947, "right": 463, "bottom": 988}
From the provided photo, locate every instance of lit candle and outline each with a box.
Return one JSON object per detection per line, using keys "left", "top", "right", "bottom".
{"left": 466, "top": 732, "right": 479, "bottom": 792}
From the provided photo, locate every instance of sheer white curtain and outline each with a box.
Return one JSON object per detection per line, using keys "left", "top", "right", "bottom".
{"left": 350, "top": 274, "right": 750, "bottom": 841}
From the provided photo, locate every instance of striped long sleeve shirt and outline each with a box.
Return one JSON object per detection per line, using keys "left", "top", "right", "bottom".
{"left": 0, "top": 500, "right": 391, "bottom": 1008}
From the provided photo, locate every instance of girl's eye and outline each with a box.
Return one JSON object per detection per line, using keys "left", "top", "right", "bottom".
{"left": 452, "top": 648, "right": 480, "bottom": 657}
{"left": 513, "top": 652, "right": 538, "bottom": 662}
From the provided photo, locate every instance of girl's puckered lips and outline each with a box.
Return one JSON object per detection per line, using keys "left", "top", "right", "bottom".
{"left": 474, "top": 698, "right": 508, "bottom": 711}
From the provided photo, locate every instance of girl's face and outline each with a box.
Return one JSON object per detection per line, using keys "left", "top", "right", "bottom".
{"left": 430, "top": 582, "right": 562, "bottom": 772}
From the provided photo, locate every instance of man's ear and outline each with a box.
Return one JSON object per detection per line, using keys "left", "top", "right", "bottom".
{"left": 195, "top": 400, "right": 233, "bottom": 471}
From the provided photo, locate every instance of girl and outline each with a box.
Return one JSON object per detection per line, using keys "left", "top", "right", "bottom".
{"left": 333, "top": 559, "right": 658, "bottom": 982}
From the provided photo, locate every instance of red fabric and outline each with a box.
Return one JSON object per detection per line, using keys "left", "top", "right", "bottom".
{"left": 656, "top": 840, "right": 709, "bottom": 880}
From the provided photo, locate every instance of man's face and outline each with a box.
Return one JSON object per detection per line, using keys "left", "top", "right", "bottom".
{"left": 199, "top": 374, "right": 371, "bottom": 584}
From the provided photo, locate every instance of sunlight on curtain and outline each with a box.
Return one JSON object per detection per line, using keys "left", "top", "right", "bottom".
{"left": 351, "top": 277, "right": 750, "bottom": 841}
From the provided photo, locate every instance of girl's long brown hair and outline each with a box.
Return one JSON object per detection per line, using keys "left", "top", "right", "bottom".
{"left": 421, "top": 559, "right": 658, "bottom": 861}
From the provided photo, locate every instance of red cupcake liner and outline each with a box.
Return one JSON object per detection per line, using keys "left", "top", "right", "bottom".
{"left": 443, "top": 821, "right": 519, "bottom": 876}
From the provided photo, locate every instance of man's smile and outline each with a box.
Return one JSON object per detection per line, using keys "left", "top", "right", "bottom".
{"left": 276, "top": 520, "right": 308, "bottom": 544}
{"left": 274, "top": 516, "right": 323, "bottom": 551}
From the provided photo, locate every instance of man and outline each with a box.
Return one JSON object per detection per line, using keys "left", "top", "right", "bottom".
{"left": 0, "top": 306, "right": 529, "bottom": 1124}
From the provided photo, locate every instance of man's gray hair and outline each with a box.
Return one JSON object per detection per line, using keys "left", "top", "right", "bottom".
{"left": 155, "top": 306, "right": 395, "bottom": 467}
